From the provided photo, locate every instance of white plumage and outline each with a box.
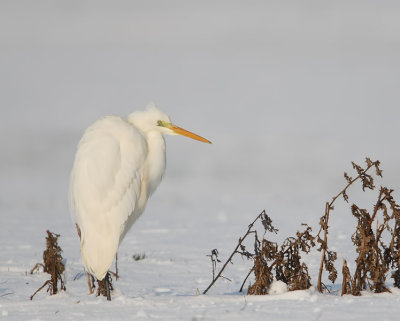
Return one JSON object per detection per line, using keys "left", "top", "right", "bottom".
{"left": 70, "top": 105, "right": 210, "bottom": 281}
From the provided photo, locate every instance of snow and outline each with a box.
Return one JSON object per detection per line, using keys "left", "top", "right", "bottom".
{"left": 2, "top": 0, "right": 400, "bottom": 320}
{"left": 269, "top": 280, "right": 289, "bottom": 295}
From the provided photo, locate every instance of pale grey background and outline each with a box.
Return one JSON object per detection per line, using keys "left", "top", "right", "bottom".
{"left": 1, "top": 0, "right": 399, "bottom": 244}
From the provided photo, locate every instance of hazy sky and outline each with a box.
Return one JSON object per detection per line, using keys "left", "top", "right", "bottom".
{"left": 1, "top": 1, "right": 400, "bottom": 231}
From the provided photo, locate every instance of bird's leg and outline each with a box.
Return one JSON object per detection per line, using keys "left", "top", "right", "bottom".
{"left": 103, "top": 272, "right": 112, "bottom": 301}
{"left": 109, "top": 253, "right": 119, "bottom": 280}
{"left": 97, "top": 272, "right": 113, "bottom": 301}
{"left": 87, "top": 273, "right": 95, "bottom": 294}
{"left": 104, "top": 273, "right": 112, "bottom": 301}
{"left": 115, "top": 253, "right": 119, "bottom": 280}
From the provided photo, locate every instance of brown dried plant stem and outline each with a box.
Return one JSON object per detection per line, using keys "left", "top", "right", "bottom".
{"left": 30, "top": 230, "right": 66, "bottom": 300}
{"left": 350, "top": 187, "right": 392, "bottom": 294}
{"left": 30, "top": 280, "right": 51, "bottom": 301}
{"left": 247, "top": 224, "right": 314, "bottom": 295}
{"left": 203, "top": 210, "right": 266, "bottom": 295}
{"left": 317, "top": 202, "right": 333, "bottom": 293}
{"left": 30, "top": 263, "right": 44, "bottom": 274}
{"left": 341, "top": 259, "right": 352, "bottom": 296}
{"left": 240, "top": 269, "right": 253, "bottom": 292}
{"left": 317, "top": 160, "right": 378, "bottom": 293}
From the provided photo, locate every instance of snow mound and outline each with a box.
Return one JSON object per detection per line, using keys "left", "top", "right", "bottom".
{"left": 269, "top": 280, "right": 289, "bottom": 295}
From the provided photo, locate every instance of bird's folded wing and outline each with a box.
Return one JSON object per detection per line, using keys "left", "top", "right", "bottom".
{"left": 70, "top": 116, "right": 147, "bottom": 244}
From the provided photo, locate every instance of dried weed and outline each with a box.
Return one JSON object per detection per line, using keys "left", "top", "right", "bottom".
{"left": 30, "top": 230, "right": 66, "bottom": 300}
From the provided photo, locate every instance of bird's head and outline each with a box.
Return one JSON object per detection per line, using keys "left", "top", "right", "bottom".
{"left": 128, "top": 104, "right": 211, "bottom": 144}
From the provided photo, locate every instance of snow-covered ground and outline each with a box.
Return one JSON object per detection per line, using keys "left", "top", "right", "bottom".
{"left": 1, "top": 1, "right": 400, "bottom": 320}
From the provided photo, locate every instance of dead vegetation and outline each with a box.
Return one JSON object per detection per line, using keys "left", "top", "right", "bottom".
{"left": 316, "top": 158, "right": 382, "bottom": 292}
{"left": 133, "top": 253, "right": 146, "bottom": 261}
{"left": 203, "top": 157, "right": 400, "bottom": 296}
{"left": 30, "top": 230, "right": 66, "bottom": 300}
{"left": 341, "top": 186, "right": 400, "bottom": 295}
{"left": 202, "top": 211, "right": 268, "bottom": 294}
{"left": 203, "top": 211, "right": 315, "bottom": 295}
{"left": 247, "top": 222, "right": 316, "bottom": 295}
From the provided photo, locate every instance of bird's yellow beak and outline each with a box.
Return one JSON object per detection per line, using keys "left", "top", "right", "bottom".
{"left": 170, "top": 124, "right": 212, "bottom": 144}
{"left": 158, "top": 121, "right": 212, "bottom": 144}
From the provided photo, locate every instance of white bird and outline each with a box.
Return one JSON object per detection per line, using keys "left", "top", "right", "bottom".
{"left": 69, "top": 104, "right": 211, "bottom": 299}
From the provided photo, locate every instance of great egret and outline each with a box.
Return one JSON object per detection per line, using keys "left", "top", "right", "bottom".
{"left": 70, "top": 104, "right": 211, "bottom": 300}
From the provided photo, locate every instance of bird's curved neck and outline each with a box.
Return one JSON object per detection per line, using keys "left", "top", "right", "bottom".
{"left": 145, "top": 131, "right": 166, "bottom": 195}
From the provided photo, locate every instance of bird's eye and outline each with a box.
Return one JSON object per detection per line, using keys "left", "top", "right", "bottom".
{"left": 157, "top": 120, "right": 166, "bottom": 127}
